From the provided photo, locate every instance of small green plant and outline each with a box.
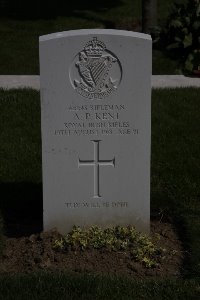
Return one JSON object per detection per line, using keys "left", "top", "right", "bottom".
{"left": 53, "top": 225, "right": 167, "bottom": 268}
{"left": 155, "top": 0, "right": 200, "bottom": 74}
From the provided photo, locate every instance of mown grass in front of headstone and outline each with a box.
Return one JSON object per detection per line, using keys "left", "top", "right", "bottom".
{"left": 0, "top": 88, "right": 200, "bottom": 298}
{"left": 0, "top": 89, "right": 41, "bottom": 183}
{"left": 151, "top": 88, "right": 200, "bottom": 277}
{"left": 0, "top": 89, "right": 42, "bottom": 237}
{"left": 0, "top": 272, "right": 199, "bottom": 300}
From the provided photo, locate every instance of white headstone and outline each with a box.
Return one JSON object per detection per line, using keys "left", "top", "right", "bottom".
{"left": 40, "top": 29, "right": 152, "bottom": 234}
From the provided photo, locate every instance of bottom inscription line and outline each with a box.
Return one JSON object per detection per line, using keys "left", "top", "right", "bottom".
{"left": 65, "top": 201, "right": 128, "bottom": 208}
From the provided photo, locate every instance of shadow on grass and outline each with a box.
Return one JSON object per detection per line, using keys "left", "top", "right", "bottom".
{"left": 151, "top": 190, "right": 196, "bottom": 278}
{"left": 0, "top": 183, "right": 43, "bottom": 238}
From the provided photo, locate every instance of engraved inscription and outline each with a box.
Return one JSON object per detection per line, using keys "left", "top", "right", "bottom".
{"left": 69, "top": 37, "right": 122, "bottom": 99}
{"left": 78, "top": 140, "right": 115, "bottom": 198}
{"left": 54, "top": 103, "right": 140, "bottom": 137}
{"left": 65, "top": 201, "right": 128, "bottom": 208}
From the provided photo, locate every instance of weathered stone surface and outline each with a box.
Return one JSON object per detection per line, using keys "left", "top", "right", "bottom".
{"left": 40, "top": 29, "right": 152, "bottom": 234}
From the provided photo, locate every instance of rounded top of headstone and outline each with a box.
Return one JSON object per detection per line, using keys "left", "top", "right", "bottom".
{"left": 39, "top": 29, "right": 152, "bottom": 42}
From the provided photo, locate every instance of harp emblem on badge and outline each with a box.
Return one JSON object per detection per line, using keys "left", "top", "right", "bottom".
{"left": 70, "top": 37, "right": 122, "bottom": 99}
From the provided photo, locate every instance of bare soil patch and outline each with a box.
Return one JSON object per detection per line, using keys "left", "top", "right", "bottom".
{"left": 0, "top": 221, "right": 184, "bottom": 278}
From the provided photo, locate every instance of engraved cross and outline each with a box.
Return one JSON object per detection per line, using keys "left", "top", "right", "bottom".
{"left": 78, "top": 140, "right": 115, "bottom": 198}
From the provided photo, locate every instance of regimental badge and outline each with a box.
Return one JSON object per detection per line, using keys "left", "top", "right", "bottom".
{"left": 69, "top": 37, "right": 122, "bottom": 99}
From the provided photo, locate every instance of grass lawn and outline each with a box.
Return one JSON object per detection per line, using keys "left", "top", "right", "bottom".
{"left": 0, "top": 0, "right": 185, "bottom": 75}
{"left": 0, "top": 273, "right": 199, "bottom": 300}
{"left": 0, "top": 87, "right": 200, "bottom": 298}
